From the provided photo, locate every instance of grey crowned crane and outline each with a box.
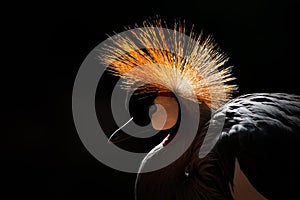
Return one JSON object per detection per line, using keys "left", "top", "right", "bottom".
{"left": 102, "top": 20, "right": 300, "bottom": 199}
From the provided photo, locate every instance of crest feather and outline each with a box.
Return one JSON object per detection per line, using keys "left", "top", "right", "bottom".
{"left": 100, "top": 19, "right": 237, "bottom": 109}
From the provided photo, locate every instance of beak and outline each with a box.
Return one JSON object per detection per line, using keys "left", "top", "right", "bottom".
{"left": 107, "top": 117, "right": 134, "bottom": 143}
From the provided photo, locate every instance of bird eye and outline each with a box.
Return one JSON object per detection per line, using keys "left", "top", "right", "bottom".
{"left": 149, "top": 104, "right": 157, "bottom": 116}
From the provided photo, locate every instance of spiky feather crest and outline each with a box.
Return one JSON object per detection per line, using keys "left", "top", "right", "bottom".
{"left": 100, "top": 19, "right": 237, "bottom": 109}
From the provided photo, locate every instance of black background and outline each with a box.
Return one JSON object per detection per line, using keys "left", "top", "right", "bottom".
{"left": 3, "top": 0, "right": 300, "bottom": 199}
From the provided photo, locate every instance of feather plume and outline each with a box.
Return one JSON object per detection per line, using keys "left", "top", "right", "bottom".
{"left": 100, "top": 19, "right": 237, "bottom": 109}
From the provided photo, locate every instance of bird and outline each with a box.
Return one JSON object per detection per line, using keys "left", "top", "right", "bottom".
{"left": 100, "top": 19, "right": 300, "bottom": 200}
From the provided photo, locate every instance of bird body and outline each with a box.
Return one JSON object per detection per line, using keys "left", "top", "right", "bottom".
{"left": 217, "top": 93, "right": 300, "bottom": 199}
{"left": 135, "top": 93, "right": 300, "bottom": 200}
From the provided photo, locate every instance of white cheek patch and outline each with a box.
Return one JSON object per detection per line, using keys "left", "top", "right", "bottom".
{"left": 151, "top": 104, "right": 167, "bottom": 130}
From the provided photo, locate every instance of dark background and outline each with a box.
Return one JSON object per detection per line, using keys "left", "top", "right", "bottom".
{"left": 3, "top": 0, "right": 300, "bottom": 199}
